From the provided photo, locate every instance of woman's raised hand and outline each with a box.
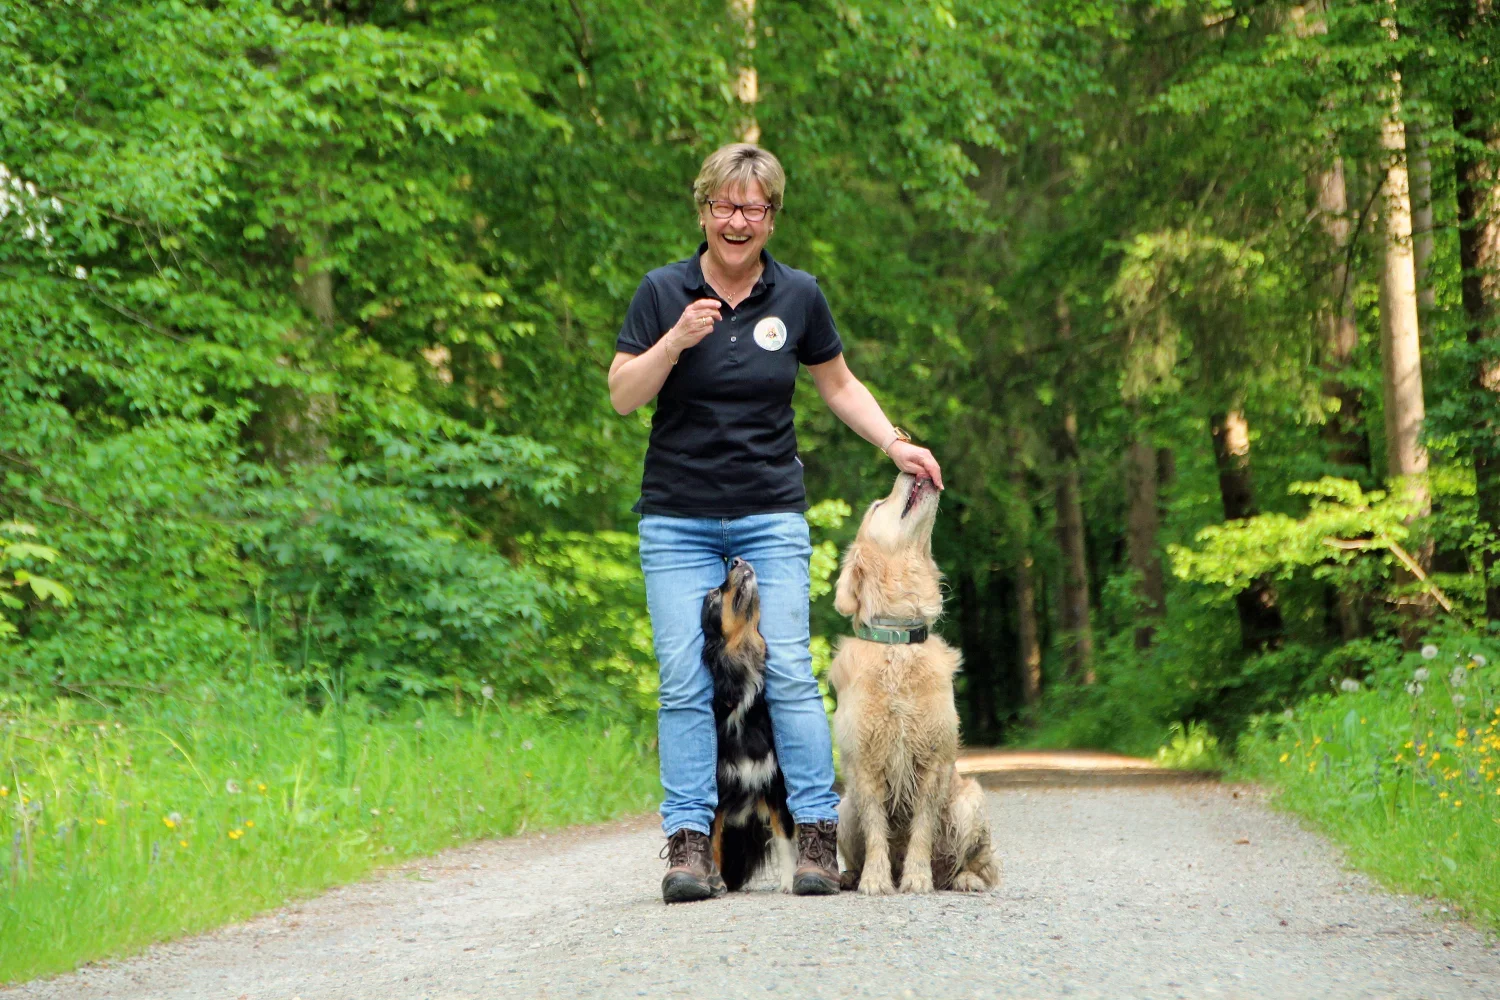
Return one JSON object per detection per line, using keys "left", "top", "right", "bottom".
{"left": 664, "top": 299, "right": 723, "bottom": 363}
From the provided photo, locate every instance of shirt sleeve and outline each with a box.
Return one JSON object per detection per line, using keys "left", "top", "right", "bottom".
{"left": 798, "top": 280, "right": 844, "bottom": 366}
{"left": 615, "top": 277, "right": 661, "bottom": 356}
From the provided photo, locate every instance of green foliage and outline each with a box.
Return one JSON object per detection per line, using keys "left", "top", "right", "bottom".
{"left": 1170, "top": 478, "right": 1421, "bottom": 593}
{"left": 1237, "top": 630, "right": 1500, "bottom": 929}
{"left": 0, "top": 523, "right": 72, "bottom": 640}
{"left": 1154, "top": 720, "right": 1225, "bottom": 772}
{"left": 0, "top": 692, "right": 659, "bottom": 983}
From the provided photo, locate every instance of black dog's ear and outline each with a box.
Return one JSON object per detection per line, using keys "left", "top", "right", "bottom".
{"left": 700, "top": 585, "right": 724, "bottom": 634}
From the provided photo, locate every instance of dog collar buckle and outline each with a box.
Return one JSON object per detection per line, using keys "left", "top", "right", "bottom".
{"left": 854, "top": 618, "right": 929, "bottom": 644}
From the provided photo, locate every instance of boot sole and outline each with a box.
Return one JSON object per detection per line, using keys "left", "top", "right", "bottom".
{"left": 792, "top": 871, "right": 840, "bottom": 896}
{"left": 662, "top": 872, "right": 725, "bottom": 904}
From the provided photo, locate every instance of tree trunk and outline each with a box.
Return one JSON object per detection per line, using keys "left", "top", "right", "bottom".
{"left": 730, "top": 0, "right": 759, "bottom": 143}
{"left": 1125, "top": 436, "right": 1165, "bottom": 648}
{"left": 1409, "top": 117, "right": 1438, "bottom": 315}
{"left": 1314, "top": 157, "right": 1373, "bottom": 472}
{"left": 1454, "top": 96, "right": 1500, "bottom": 622}
{"left": 245, "top": 229, "right": 338, "bottom": 466}
{"left": 1005, "top": 439, "right": 1042, "bottom": 706}
{"left": 1054, "top": 407, "right": 1095, "bottom": 684}
{"left": 1014, "top": 552, "right": 1042, "bottom": 707}
{"left": 1209, "top": 410, "right": 1285, "bottom": 651}
{"left": 1377, "top": 11, "right": 1431, "bottom": 538}
{"left": 956, "top": 569, "right": 998, "bottom": 737}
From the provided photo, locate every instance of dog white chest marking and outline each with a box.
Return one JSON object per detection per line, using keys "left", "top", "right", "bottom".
{"left": 719, "top": 756, "right": 779, "bottom": 789}
{"left": 753, "top": 316, "right": 787, "bottom": 351}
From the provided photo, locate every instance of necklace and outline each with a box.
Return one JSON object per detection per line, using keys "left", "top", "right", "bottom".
{"left": 701, "top": 253, "right": 762, "bottom": 308}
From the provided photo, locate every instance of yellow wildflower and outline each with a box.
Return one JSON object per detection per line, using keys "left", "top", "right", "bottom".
{"left": 228, "top": 828, "right": 243, "bottom": 840}
{"left": 257, "top": 783, "right": 267, "bottom": 793}
{"left": 0, "top": 786, "right": 7, "bottom": 797}
{"left": 179, "top": 839, "right": 188, "bottom": 847}
{"left": 245, "top": 820, "right": 254, "bottom": 828}
{"left": 95, "top": 818, "right": 107, "bottom": 826}
{"left": 1279, "top": 753, "right": 1290, "bottom": 763}
{"left": 1439, "top": 791, "right": 1449, "bottom": 799}
{"left": 1454, "top": 800, "right": 1463, "bottom": 808}
{"left": 163, "top": 817, "right": 176, "bottom": 830}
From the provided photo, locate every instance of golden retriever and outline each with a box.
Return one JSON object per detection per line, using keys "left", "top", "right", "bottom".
{"left": 830, "top": 472, "right": 1000, "bottom": 895}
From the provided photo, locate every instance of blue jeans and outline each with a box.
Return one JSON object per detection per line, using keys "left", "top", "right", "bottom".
{"left": 639, "top": 512, "right": 841, "bottom": 837}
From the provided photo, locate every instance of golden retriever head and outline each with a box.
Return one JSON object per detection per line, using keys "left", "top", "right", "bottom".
{"left": 833, "top": 472, "right": 943, "bottom": 625}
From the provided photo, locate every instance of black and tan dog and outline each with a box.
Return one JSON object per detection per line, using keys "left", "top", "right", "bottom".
{"left": 700, "top": 557, "right": 797, "bottom": 892}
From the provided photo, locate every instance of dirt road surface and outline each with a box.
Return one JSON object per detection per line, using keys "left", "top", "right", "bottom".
{"left": 8, "top": 782, "right": 1499, "bottom": 999}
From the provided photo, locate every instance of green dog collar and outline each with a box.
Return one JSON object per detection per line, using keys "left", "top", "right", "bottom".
{"left": 853, "top": 618, "right": 930, "bottom": 644}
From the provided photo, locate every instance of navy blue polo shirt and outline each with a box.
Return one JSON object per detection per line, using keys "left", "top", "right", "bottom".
{"left": 616, "top": 243, "right": 844, "bottom": 518}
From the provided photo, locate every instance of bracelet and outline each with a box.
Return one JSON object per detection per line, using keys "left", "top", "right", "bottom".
{"left": 881, "top": 426, "right": 912, "bottom": 454}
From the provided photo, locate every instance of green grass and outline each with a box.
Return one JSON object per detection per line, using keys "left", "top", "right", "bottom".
{"left": 0, "top": 692, "right": 660, "bottom": 984}
{"left": 1236, "top": 648, "right": 1500, "bottom": 930}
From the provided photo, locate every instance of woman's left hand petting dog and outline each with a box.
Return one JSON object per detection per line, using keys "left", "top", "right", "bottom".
{"left": 701, "top": 557, "right": 799, "bottom": 893}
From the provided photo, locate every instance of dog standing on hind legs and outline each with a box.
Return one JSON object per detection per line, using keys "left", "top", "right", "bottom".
{"left": 700, "top": 557, "right": 798, "bottom": 893}
{"left": 830, "top": 472, "right": 1000, "bottom": 895}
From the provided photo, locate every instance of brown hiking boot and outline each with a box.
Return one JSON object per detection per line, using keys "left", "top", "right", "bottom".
{"left": 660, "top": 829, "right": 725, "bottom": 904}
{"left": 793, "top": 820, "right": 840, "bottom": 896}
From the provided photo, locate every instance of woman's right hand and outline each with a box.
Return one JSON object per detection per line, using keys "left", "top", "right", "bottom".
{"left": 663, "top": 298, "right": 723, "bottom": 362}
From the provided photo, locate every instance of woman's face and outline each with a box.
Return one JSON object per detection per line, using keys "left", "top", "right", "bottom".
{"left": 699, "top": 179, "right": 775, "bottom": 275}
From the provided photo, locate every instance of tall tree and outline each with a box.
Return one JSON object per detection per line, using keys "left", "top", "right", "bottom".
{"left": 1124, "top": 434, "right": 1166, "bottom": 647}
{"left": 1209, "top": 409, "right": 1286, "bottom": 651}
{"left": 1451, "top": 0, "right": 1500, "bottom": 620}
{"left": 1376, "top": 4, "right": 1432, "bottom": 545}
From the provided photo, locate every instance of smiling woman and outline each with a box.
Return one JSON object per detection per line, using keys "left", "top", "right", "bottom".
{"left": 604, "top": 142, "right": 945, "bottom": 904}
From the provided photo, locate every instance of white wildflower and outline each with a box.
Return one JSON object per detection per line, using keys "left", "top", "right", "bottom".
{"left": 225, "top": 780, "right": 241, "bottom": 795}
{"left": 481, "top": 684, "right": 494, "bottom": 700}
{"left": 413, "top": 719, "right": 424, "bottom": 730}
{"left": 1472, "top": 655, "right": 1487, "bottom": 668}
{"left": 1406, "top": 681, "right": 1424, "bottom": 696}
{"left": 1421, "top": 644, "right": 1439, "bottom": 660}
{"left": 1451, "top": 667, "right": 1468, "bottom": 688}
{"left": 1453, "top": 694, "right": 1467, "bottom": 708}
{"left": 1413, "top": 668, "right": 1430, "bottom": 682}
{"left": 521, "top": 740, "right": 534, "bottom": 751}
{"left": 1340, "top": 678, "right": 1361, "bottom": 693}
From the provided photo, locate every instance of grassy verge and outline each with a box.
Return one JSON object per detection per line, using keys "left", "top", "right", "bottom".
{"left": 1235, "top": 644, "right": 1500, "bottom": 930}
{"left": 0, "top": 692, "right": 659, "bottom": 984}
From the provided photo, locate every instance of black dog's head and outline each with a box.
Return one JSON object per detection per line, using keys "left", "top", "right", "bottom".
{"left": 701, "top": 557, "right": 765, "bottom": 667}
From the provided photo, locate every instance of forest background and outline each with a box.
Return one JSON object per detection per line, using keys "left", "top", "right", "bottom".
{"left": 3, "top": 0, "right": 1500, "bottom": 980}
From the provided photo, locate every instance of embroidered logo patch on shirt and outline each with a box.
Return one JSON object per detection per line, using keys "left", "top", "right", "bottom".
{"left": 753, "top": 316, "right": 788, "bottom": 351}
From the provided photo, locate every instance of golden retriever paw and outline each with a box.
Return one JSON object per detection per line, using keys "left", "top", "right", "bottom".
{"left": 949, "top": 870, "right": 991, "bottom": 893}
{"left": 857, "top": 873, "right": 895, "bottom": 896}
{"left": 899, "top": 869, "right": 935, "bottom": 894}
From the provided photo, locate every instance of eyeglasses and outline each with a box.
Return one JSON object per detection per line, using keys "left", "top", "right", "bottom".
{"left": 704, "top": 199, "right": 775, "bottom": 222}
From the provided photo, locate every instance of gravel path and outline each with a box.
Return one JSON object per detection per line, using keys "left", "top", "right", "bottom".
{"left": 8, "top": 783, "right": 1499, "bottom": 999}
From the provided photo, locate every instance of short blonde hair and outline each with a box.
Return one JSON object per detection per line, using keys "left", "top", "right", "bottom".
{"left": 693, "top": 143, "right": 786, "bottom": 211}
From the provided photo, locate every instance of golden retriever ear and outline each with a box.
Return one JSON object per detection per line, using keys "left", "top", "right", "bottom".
{"left": 833, "top": 542, "right": 864, "bottom": 618}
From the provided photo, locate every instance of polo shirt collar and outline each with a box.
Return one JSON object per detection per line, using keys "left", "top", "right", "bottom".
{"left": 683, "top": 242, "right": 779, "bottom": 297}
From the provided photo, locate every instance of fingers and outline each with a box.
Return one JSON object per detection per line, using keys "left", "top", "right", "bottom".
{"left": 924, "top": 453, "right": 945, "bottom": 491}
{"left": 892, "top": 444, "right": 944, "bottom": 491}
{"left": 675, "top": 299, "right": 723, "bottom": 343}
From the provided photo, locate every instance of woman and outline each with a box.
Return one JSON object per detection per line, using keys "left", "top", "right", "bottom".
{"left": 608, "top": 143, "right": 943, "bottom": 903}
